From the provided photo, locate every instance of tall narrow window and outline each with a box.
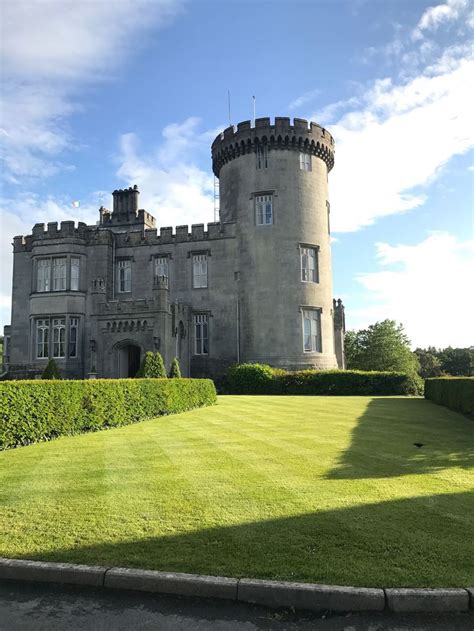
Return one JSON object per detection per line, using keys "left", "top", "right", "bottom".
{"left": 301, "top": 247, "right": 318, "bottom": 283}
{"left": 299, "top": 152, "right": 312, "bottom": 171}
{"left": 52, "top": 318, "right": 66, "bottom": 358}
{"left": 326, "top": 200, "right": 331, "bottom": 234}
{"left": 256, "top": 144, "right": 268, "bottom": 169}
{"left": 36, "top": 319, "right": 49, "bottom": 358}
{"left": 117, "top": 259, "right": 132, "bottom": 293}
{"left": 69, "top": 317, "right": 79, "bottom": 358}
{"left": 194, "top": 314, "right": 209, "bottom": 355}
{"left": 255, "top": 194, "right": 273, "bottom": 225}
{"left": 37, "top": 259, "right": 51, "bottom": 292}
{"left": 70, "top": 257, "right": 80, "bottom": 291}
{"left": 155, "top": 256, "right": 169, "bottom": 280}
{"left": 192, "top": 254, "right": 208, "bottom": 288}
{"left": 52, "top": 258, "right": 67, "bottom": 291}
{"left": 302, "top": 309, "right": 322, "bottom": 353}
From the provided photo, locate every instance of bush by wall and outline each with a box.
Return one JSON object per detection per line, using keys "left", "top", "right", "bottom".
{"left": 0, "top": 378, "right": 216, "bottom": 450}
{"left": 137, "top": 352, "right": 167, "bottom": 378}
{"left": 425, "top": 377, "right": 474, "bottom": 418}
{"left": 224, "top": 364, "right": 421, "bottom": 396}
{"left": 169, "top": 357, "right": 182, "bottom": 378}
{"left": 42, "top": 359, "right": 61, "bottom": 380}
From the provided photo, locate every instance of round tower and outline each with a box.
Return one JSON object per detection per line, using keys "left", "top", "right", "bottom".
{"left": 212, "top": 116, "right": 337, "bottom": 370}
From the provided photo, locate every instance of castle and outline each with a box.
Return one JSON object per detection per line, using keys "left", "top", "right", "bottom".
{"left": 3, "top": 117, "right": 345, "bottom": 379}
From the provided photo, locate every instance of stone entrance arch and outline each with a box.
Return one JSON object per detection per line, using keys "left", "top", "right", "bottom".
{"left": 114, "top": 340, "right": 142, "bottom": 378}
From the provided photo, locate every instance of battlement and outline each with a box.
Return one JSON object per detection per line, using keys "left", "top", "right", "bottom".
{"left": 212, "top": 116, "right": 335, "bottom": 176}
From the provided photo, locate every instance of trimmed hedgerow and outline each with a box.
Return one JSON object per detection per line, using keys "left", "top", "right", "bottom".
{"left": 224, "top": 364, "right": 420, "bottom": 396}
{"left": 0, "top": 378, "right": 216, "bottom": 450}
{"left": 425, "top": 377, "right": 474, "bottom": 418}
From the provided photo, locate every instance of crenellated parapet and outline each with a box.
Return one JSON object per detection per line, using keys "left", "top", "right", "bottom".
{"left": 211, "top": 117, "right": 335, "bottom": 177}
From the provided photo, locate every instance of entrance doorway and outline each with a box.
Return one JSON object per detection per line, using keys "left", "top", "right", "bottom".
{"left": 117, "top": 343, "right": 141, "bottom": 378}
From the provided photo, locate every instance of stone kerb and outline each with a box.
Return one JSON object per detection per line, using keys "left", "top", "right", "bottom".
{"left": 211, "top": 116, "right": 335, "bottom": 177}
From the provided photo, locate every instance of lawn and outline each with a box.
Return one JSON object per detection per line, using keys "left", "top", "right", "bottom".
{"left": 0, "top": 396, "right": 473, "bottom": 587}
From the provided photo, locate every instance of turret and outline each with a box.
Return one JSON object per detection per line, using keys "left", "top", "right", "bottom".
{"left": 211, "top": 117, "right": 338, "bottom": 370}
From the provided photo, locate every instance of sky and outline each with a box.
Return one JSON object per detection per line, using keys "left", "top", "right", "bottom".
{"left": 1, "top": 0, "right": 473, "bottom": 349}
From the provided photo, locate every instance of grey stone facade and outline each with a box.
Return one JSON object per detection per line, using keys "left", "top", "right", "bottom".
{"left": 4, "top": 117, "right": 345, "bottom": 380}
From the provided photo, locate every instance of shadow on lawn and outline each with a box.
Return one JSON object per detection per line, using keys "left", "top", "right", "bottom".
{"left": 327, "top": 398, "right": 474, "bottom": 480}
{"left": 18, "top": 492, "right": 474, "bottom": 587}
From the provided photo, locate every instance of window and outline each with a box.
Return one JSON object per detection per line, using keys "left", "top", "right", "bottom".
{"left": 302, "top": 309, "right": 322, "bottom": 353}
{"left": 36, "top": 319, "right": 49, "bottom": 358}
{"left": 52, "top": 318, "right": 66, "bottom": 358}
{"left": 155, "top": 256, "right": 169, "bottom": 280}
{"left": 70, "top": 257, "right": 80, "bottom": 291}
{"left": 193, "top": 254, "right": 208, "bottom": 288}
{"left": 299, "top": 152, "right": 312, "bottom": 172}
{"left": 301, "top": 247, "right": 318, "bottom": 283}
{"left": 256, "top": 144, "right": 268, "bottom": 169}
{"left": 117, "top": 259, "right": 132, "bottom": 293}
{"left": 194, "top": 314, "right": 209, "bottom": 355}
{"left": 69, "top": 317, "right": 78, "bottom": 358}
{"left": 326, "top": 200, "right": 331, "bottom": 234}
{"left": 37, "top": 259, "right": 51, "bottom": 292}
{"left": 52, "top": 258, "right": 67, "bottom": 291}
{"left": 255, "top": 194, "right": 273, "bottom": 225}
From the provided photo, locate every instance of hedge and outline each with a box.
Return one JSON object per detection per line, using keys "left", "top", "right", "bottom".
{"left": 0, "top": 378, "right": 217, "bottom": 450}
{"left": 225, "top": 363, "right": 421, "bottom": 396}
{"left": 425, "top": 377, "right": 474, "bottom": 418}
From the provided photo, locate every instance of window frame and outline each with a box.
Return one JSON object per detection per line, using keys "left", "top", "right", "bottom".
{"left": 193, "top": 313, "right": 209, "bottom": 355}
{"left": 300, "top": 245, "right": 319, "bottom": 283}
{"left": 69, "top": 317, "right": 79, "bottom": 358}
{"left": 255, "top": 194, "right": 273, "bottom": 226}
{"left": 52, "top": 257, "right": 67, "bottom": 292}
{"left": 36, "top": 318, "right": 50, "bottom": 359}
{"left": 37, "top": 259, "right": 51, "bottom": 293}
{"left": 302, "top": 308, "right": 322, "bottom": 353}
{"left": 299, "top": 152, "right": 312, "bottom": 172}
{"left": 70, "top": 257, "right": 80, "bottom": 291}
{"left": 256, "top": 143, "right": 268, "bottom": 169}
{"left": 52, "top": 317, "right": 66, "bottom": 358}
{"left": 192, "top": 253, "right": 208, "bottom": 289}
{"left": 117, "top": 259, "right": 132, "bottom": 293}
{"left": 154, "top": 255, "right": 169, "bottom": 280}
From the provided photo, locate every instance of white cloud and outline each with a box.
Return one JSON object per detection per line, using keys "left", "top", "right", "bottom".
{"left": 0, "top": 0, "right": 182, "bottom": 180}
{"left": 116, "top": 119, "right": 217, "bottom": 228}
{"left": 412, "top": 0, "right": 469, "bottom": 40}
{"left": 349, "top": 233, "right": 474, "bottom": 348}
{"left": 322, "top": 48, "right": 474, "bottom": 232}
{"left": 288, "top": 89, "right": 321, "bottom": 111}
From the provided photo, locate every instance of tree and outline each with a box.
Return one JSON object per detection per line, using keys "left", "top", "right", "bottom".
{"left": 414, "top": 348, "right": 443, "bottom": 378}
{"left": 437, "top": 347, "right": 473, "bottom": 376}
{"left": 345, "top": 320, "right": 420, "bottom": 377}
{"left": 152, "top": 352, "right": 167, "bottom": 378}
{"left": 169, "top": 357, "right": 182, "bottom": 378}
{"left": 137, "top": 351, "right": 167, "bottom": 378}
{"left": 42, "top": 359, "right": 62, "bottom": 379}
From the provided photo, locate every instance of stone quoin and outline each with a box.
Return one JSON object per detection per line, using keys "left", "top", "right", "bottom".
{"left": 3, "top": 117, "right": 345, "bottom": 379}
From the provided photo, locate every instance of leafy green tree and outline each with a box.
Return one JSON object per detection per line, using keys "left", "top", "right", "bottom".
{"left": 345, "top": 320, "right": 420, "bottom": 378}
{"left": 169, "top": 357, "right": 182, "bottom": 378}
{"left": 436, "top": 347, "right": 473, "bottom": 376}
{"left": 42, "top": 359, "right": 62, "bottom": 379}
{"left": 414, "top": 348, "right": 443, "bottom": 378}
{"left": 153, "top": 352, "right": 167, "bottom": 378}
{"left": 136, "top": 351, "right": 155, "bottom": 378}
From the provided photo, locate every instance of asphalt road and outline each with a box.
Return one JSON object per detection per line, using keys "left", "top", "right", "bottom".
{"left": 0, "top": 581, "right": 473, "bottom": 631}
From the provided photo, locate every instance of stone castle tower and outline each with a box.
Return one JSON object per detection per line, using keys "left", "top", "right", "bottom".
{"left": 212, "top": 116, "right": 340, "bottom": 369}
{"left": 4, "top": 116, "right": 344, "bottom": 379}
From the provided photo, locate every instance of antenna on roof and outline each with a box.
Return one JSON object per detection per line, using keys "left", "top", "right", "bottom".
{"left": 252, "top": 95, "right": 256, "bottom": 126}
{"left": 228, "top": 90, "right": 232, "bottom": 127}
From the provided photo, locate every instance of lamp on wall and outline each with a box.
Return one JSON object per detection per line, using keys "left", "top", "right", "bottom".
{"left": 153, "top": 336, "right": 160, "bottom": 350}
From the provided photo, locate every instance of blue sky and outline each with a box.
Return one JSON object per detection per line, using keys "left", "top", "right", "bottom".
{"left": 1, "top": 0, "right": 473, "bottom": 347}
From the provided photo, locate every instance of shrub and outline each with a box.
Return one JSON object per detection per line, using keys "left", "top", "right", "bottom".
{"left": 224, "top": 364, "right": 421, "bottom": 396}
{"left": 169, "top": 357, "right": 182, "bottom": 378}
{"left": 0, "top": 378, "right": 217, "bottom": 450}
{"left": 225, "top": 363, "right": 275, "bottom": 394}
{"left": 425, "top": 377, "right": 474, "bottom": 418}
{"left": 137, "top": 352, "right": 167, "bottom": 378}
{"left": 42, "top": 359, "right": 61, "bottom": 380}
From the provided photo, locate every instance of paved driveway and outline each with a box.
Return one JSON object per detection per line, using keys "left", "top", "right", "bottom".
{"left": 0, "top": 582, "right": 473, "bottom": 630}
